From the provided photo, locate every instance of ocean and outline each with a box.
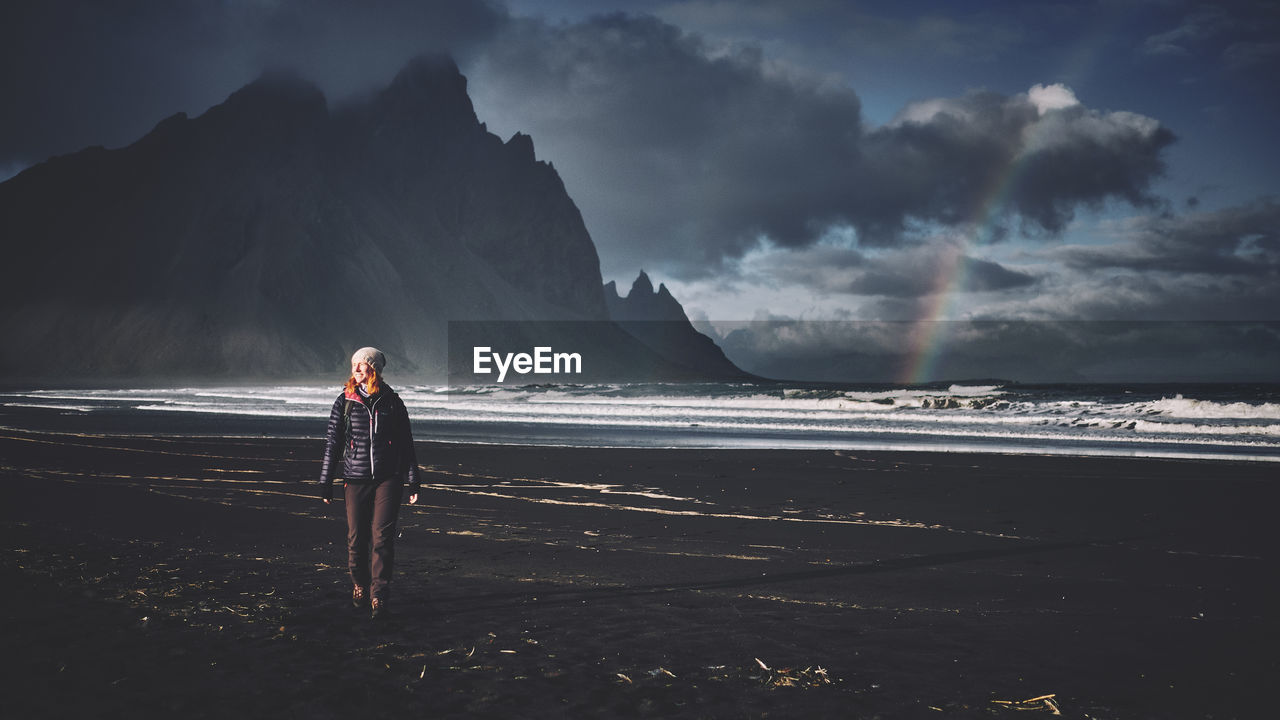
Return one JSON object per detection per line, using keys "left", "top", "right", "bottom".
{"left": 3, "top": 382, "right": 1279, "bottom": 462}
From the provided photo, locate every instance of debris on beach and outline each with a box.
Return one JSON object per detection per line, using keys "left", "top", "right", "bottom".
{"left": 991, "top": 694, "right": 1061, "bottom": 714}
{"left": 752, "top": 657, "right": 835, "bottom": 689}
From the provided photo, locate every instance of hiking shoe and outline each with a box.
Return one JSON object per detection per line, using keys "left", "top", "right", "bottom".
{"left": 352, "top": 585, "right": 369, "bottom": 609}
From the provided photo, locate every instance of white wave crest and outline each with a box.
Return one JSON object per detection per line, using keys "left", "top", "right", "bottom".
{"left": 1132, "top": 419, "right": 1280, "bottom": 437}
{"left": 7, "top": 383, "right": 1278, "bottom": 461}
{"left": 1147, "top": 395, "right": 1280, "bottom": 420}
{"left": 946, "top": 384, "right": 1006, "bottom": 396}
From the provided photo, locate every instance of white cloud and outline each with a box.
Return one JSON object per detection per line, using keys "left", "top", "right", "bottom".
{"left": 889, "top": 98, "right": 970, "bottom": 127}
{"left": 473, "top": 14, "right": 1175, "bottom": 282}
{"left": 1027, "top": 83, "right": 1079, "bottom": 115}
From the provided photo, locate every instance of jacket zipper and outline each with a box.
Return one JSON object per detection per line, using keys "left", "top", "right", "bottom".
{"left": 367, "top": 395, "right": 382, "bottom": 478}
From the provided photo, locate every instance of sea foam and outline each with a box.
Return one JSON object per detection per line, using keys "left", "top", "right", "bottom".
{"left": 4, "top": 383, "right": 1278, "bottom": 461}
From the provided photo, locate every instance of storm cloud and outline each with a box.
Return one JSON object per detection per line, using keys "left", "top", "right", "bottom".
{"left": 1055, "top": 197, "right": 1280, "bottom": 277}
{"left": 5, "top": 4, "right": 1178, "bottom": 282}
{"left": 469, "top": 14, "right": 1176, "bottom": 278}
{"left": 740, "top": 242, "right": 1037, "bottom": 299}
{"left": 710, "top": 317, "right": 1280, "bottom": 383}
{"left": 0, "top": 0, "right": 504, "bottom": 173}
{"left": 1142, "top": 1, "right": 1280, "bottom": 75}
{"left": 871, "top": 86, "right": 1175, "bottom": 237}
{"left": 1001, "top": 196, "right": 1280, "bottom": 322}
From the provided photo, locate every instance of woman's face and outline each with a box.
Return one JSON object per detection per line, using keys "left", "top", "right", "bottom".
{"left": 352, "top": 361, "right": 370, "bottom": 383}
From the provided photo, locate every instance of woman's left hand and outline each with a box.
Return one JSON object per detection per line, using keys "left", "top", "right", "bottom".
{"left": 409, "top": 493, "right": 418, "bottom": 504}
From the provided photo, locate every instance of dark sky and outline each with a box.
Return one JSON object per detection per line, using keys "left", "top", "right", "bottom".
{"left": 3, "top": 0, "right": 1278, "bottom": 378}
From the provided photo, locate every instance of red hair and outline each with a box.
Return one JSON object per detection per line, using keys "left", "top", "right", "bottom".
{"left": 345, "top": 368, "right": 381, "bottom": 396}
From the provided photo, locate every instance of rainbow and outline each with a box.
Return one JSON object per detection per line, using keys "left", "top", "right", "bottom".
{"left": 897, "top": 135, "right": 1041, "bottom": 385}
{"left": 890, "top": 1, "right": 1120, "bottom": 385}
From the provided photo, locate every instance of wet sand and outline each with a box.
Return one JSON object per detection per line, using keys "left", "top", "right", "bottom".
{"left": 2, "top": 425, "right": 1278, "bottom": 718}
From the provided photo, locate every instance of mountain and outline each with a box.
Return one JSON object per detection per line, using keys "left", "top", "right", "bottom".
{"left": 605, "top": 271, "right": 755, "bottom": 381}
{"left": 1, "top": 56, "right": 613, "bottom": 381}
{"left": 444, "top": 271, "right": 754, "bottom": 384}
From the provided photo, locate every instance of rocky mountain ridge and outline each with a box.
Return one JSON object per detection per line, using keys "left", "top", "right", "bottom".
{"left": 606, "top": 272, "right": 754, "bottom": 381}
{"left": 0, "top": 55, "right": 748, "bottom": 383}
{"left": 1, "top": 56, "right": 605, "bottom": 379}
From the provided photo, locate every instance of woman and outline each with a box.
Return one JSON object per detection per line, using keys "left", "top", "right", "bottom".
{"left": 319, "top": 347, "right": 420, "bottom": 618}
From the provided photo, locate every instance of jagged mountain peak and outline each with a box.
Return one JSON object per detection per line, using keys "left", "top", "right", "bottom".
{"left": 377, "top": 52, "right": 476, "bottom": 125}
{"left": 607, "top": 271, "right": 689, "bottom": 324}
{"left": 505, "top": 132, "right": 536, "bottom": 163}
{"left": 629, "top": 270, "right": 655, "bottom": 298}
{"left": 603, "top": 271, "right": 754, "bottom": 381}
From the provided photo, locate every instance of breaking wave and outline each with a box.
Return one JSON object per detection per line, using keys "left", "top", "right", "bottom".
{"left": 4, "top": 382, "right": 1278, "bottom": 461}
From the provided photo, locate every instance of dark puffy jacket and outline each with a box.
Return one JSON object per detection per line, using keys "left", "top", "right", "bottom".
{"left": 319, "top": 384, "right": 420, "bottom": 500}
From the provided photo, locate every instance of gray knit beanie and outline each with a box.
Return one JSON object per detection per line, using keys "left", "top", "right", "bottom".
{"left": 351, "top": 347, "right": 387, "bottom": 373}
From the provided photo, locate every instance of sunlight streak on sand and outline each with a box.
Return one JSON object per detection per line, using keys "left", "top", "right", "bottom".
{"left": 419, "top": 482, "right": 1028, "bottom": 539}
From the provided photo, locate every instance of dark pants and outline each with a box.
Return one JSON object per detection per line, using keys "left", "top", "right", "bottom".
{"left": 344, "top": 479, "right": 404, "bottom": 601}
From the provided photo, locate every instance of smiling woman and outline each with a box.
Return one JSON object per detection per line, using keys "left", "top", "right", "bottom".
{"left": 318, "top": 347, "right": 421, "bottom": 619}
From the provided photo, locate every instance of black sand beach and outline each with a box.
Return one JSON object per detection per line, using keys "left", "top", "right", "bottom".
{"left": 2, "top": 422, "right": 1278, "bottom": 718}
